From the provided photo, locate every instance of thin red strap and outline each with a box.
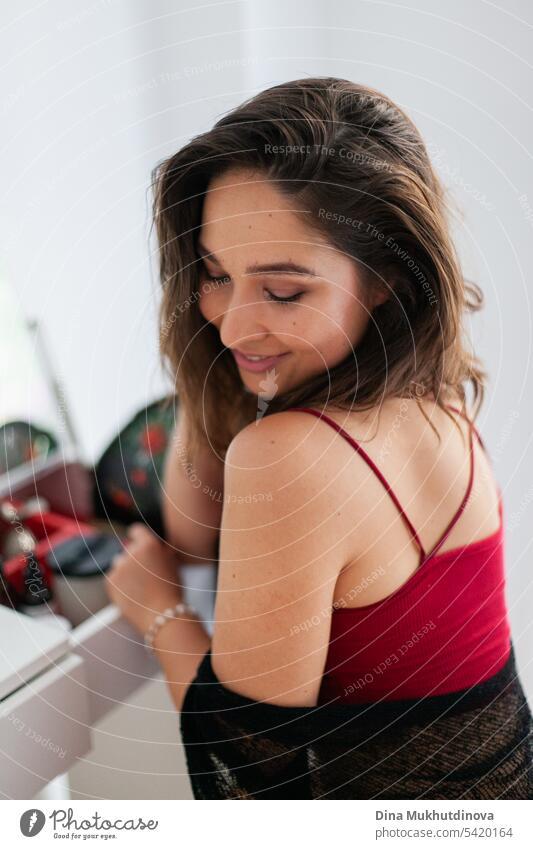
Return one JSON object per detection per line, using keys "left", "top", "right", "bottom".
{"left": 289, "top": 406, "right": 427, "bottom": 560}
{"left": 422, "top": 415, "right": 476, "bottom": 562}
{"left": 445, "top": 402, "right": 503, "bottom": 501}
{"left": 445, "top": 404, "right": 486, "bottom": 453}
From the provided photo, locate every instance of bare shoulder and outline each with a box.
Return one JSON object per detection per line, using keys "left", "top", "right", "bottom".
{"left": 225, "top": 409, "right": 323, "bottom": 469}
{"left": 225, "top": 404, "right": 386, "bottom": 472}
{"left": 212, "top": 410, "right": 351, "bottom": 706}
{"left": 224, "top": 405, "right": 387, "bottom": 515}
{"left": 223, "top": 409, "right": 341, "bottom": 531}
{"left": 224, "top": 406, "right": 388, "bottom": 514}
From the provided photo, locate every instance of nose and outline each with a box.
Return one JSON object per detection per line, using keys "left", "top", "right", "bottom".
{"left": 218, "top": 290, "right": 270, "bottom": 351}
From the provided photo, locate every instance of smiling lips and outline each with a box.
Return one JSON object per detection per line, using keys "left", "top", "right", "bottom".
{"left": 231, "top": 349, "right": 289, "bottom": 372}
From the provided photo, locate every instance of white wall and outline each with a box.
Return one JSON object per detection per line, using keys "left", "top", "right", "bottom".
{"left": 2, "top": 0, "right": 532, "bottom": 797}
{"left": 0, "top": 0, "right": 247, "bottom": 463}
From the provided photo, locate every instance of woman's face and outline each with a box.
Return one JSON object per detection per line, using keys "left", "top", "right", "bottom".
{"left": 197, "top": 167, "right": 384, "bottom": 396}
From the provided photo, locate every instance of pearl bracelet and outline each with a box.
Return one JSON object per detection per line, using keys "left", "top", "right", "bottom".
{"left": 143, "top": 602, "right": 200, "bottom": 654}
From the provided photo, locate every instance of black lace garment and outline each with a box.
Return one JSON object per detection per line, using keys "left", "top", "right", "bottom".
{"left": 180, "top": 642, "right": 532, "bottom": 799}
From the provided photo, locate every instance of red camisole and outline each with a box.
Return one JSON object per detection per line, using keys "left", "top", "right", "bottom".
{"left": 289, "top": 405, "right": 512, "bottom": 704}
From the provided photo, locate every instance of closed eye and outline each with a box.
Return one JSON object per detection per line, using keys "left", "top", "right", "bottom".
{"left": 201, "top": 266, "right": 304, "bottom": 306}
{"left": 264, "top": 290, "right": 303, "bottom": 305}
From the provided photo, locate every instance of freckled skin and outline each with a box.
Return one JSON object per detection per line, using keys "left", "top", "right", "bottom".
{"left": 198, "top": 167, "right": 387, "bottom": 395}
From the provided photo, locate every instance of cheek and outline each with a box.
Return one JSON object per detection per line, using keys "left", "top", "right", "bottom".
{"left": 298, "top": 293, "right": 370, "bottom": 362}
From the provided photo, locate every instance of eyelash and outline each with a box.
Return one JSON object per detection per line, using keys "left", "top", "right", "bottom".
{"left": 204, "top": 274, "right": 303, "bottom": 306}
{"left": 265, "top": 290, "right": 303, "bottom": 306}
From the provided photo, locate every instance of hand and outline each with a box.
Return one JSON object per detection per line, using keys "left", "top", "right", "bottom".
{"left": 105, "top": 523, "right": 183, "bottom": 636}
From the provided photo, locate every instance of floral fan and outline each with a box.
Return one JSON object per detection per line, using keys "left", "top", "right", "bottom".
{"left": 92, "top": 395, "right": 178, "bottom": 537}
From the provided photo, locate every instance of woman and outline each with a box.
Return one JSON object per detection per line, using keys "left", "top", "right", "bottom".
{"left": 106, "top": 77, "right": 532, "bottom": 799}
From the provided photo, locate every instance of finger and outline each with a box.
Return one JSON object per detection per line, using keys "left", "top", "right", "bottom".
{"left": 127, "top": 523, "right": 150, "bottom": 539}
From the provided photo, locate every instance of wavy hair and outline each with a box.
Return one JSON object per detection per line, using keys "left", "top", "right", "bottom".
{"left": 152, "top": 77, "right": 486, "bottom": 462}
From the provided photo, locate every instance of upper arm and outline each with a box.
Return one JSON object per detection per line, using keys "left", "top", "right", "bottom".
{"left": 161, "top": 404, "right": 225, "bottom": 564}
{"left": 211, "top": 412, "right": 347, "bottom": 707}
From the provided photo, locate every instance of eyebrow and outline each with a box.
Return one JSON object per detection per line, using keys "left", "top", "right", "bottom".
{"left": 196, "top": 241, "right": 319, "bottom": 277}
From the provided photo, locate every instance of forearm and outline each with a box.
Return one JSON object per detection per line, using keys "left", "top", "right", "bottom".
{"left": 150, "top": 615, "right": 211, "bottom": 712}
{"left": 166, "top": 538, "right": 220, "bottom": 568}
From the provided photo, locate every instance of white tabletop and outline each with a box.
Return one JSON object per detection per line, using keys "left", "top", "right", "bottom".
{"left": 0, "top": 606, "right": 70, "bottom": 700}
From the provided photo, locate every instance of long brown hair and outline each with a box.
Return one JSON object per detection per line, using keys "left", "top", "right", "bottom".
{"left": 152, "top": 77, "right": 486, "bottom": 463}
